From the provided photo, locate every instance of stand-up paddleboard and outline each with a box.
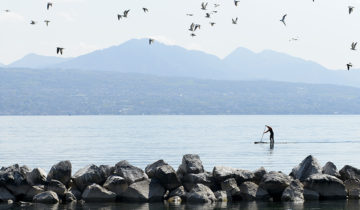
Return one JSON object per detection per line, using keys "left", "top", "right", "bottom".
{"left": 254, "top": 141, "right": 268, "bottom": 144}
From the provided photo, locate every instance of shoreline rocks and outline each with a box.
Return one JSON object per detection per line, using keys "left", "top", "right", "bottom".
{"left": 0, "top": 154, "right": 359, "bottom": 205}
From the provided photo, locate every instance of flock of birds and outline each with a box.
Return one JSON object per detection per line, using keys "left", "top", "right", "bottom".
{"left": 0, "top": 1, "right": 359, "bottom": 71}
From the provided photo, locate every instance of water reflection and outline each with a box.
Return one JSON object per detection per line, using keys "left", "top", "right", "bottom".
{"left": 1, "top": 201, "right": 360, "bottom": 210}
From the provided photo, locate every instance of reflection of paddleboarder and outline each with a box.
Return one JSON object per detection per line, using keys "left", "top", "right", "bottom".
{"left": 264, "top": 125, "right": 274, "bottom": 144}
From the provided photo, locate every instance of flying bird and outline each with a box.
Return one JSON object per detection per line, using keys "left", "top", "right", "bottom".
{"left": 351, "top": 42, "right": 357, "bottom": 50}
{"left": 186, "top": 14, "right": 194, "bottom": 16}
{"left": 280, "top": 14, "right": 287, "bottom": 26}
{"left": 234, "top": 1, "right": 240, "bottom": 6}
{"left": 117, "top": 14, "right": 122, "bottom": 20}
{"left": 194, "top": 24, "right": 201, "bottom": 31}
{"left": 205, "top": 13, "right": 211, "bottom": 18}
{"left": 30, "top": 20, "right": 36, "bottom": 25}
{"left": 56, "top": 47, "right": 64, "bottom": 55}
{"left": 47, "top": 2, "right": 53, "bottom": 10}
{"left": 232, "top": 17, "right": 238, "bottom": 24}
{"left": 149, "top": 38, "right": 154, "bottom": 45}
{"left": 214, "top": 4, "right": 220, "bottom": 7}
{"left": 201, "top": 2, "right": 208, "bottom": 10}
{"left": 347, "top": 63, "right": 352, "bottom": 71}
{"left": 143, "top": 8, "right": 148, "bottom": 13}
{"left": 189, "top": 23, "right": 195, "bottom": 31}
{"left": 44, "top": 20, "right": 50, "bottom": 26}
{"left": 123, "top": 10, "right": 130, "bottom": 18}
{"left": 210, "top": 22, "right": 216, "bottom": 26}
{"left": 190, "top": 33, "right": 196, "bottom": 37}
{"left": 4, "top": 10, "right": 10, "bottom": 12}
{"left": 348, "top": 6, "right": 354, "bottom": 14}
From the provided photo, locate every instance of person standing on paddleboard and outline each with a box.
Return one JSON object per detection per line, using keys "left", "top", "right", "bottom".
{"left": 264, "top": 125, "right": 274, "bottom": 144}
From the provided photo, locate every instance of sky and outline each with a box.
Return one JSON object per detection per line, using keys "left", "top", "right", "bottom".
{"left": 0, "top": 0, "right": 359, "bottom": 70}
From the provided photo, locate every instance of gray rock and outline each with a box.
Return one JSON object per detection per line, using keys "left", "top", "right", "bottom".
{"left": 304, "top": 174, "right": 346, "bottom": 199}
{"left": 322, "top": 162, "right": 340, "bottom": 178}
{"left": 24, "top": 185, "right": 45, "bottom": 201}
{"left": 33, "top": 191, "right": 59, "bottom": 204}
{"left": 259, "top": 171, "right": 292, "bottom": 200}
{"left": 303, "top": 188, "right": 319, "bottom": 200}
{"left": 187, "top": 183, "right": 216, "bottom": 203}
{"left": 0, "top": 164, "right": 31, "bottom": 196}
{"left": 145, "top": 160, "right": 168, "bottom": 178}
{"left": 214, "top": 190, "right": 231, "bottom": 202}
{"left": 103, "top": 175, "right": 128, "bottom": 196}
{"left": 168, "top": 186, "right": 187, "bottom": 200}
{"left": 239, "top": 181, "right": 270, "bottom": 201}
{"left": 65, "top": 191, "right": 77, "bottom": 202}
{"left": 178, "top": 154, "right": 204, "bottom": 175}
{"left": 344, "top": 179, "right": 360, "bottom": 199}
{"left": 213, "top": 166, "right": 254, "bottom": 184}
{"left": 69, "top": 187, "right": 82, "bottom": 200}
{"left": 47, "top": 161, "right": 72, "bottom": 186}
{"left": 26, "top": 168, "right": 47, "bottom": 186}
{"left": 281, "top": 180, "right": 304, "bottom": 202}
{"left": 73, "top": 164, "right": 106, "bottom": 191}
{"left": 220, "top": 178, "right": 241, "bottom": 199}
{"left": 154, "top": 165, "right": 181, "bottom": 190}
{"left": 99, "top": 165, "right": 113, "bottom": 180}
{"left": 82, "top": 183, "right": 116, "bottom": 202}
{"left": 113, "top": 160, "right": 148, "bottom": 184}
{"left": 122, "top": 179, "right": 165, "bottom": 202}
{"left": 45, "top": 179, "right": 67, "bottom": 197}
{"left": 253, "top": 167, "right": 267, "bottom": 184}
{"left": 0, "top": 187, "right": 15, "bottom": 202}
{"left": 290, "top": 155, "right": 322, "bottom": 181}
{"left": 182, "top": 172, "right": 215, "bottom": 191}
{"left": 339, "top": 165, "right": 360, "bottom": 181}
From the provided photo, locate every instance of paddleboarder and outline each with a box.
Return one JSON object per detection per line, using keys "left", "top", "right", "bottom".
{"left": 263, "top": 125, "right": 274, "bottom": 144}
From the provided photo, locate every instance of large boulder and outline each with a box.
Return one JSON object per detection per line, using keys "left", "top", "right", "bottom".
{"left": 253, "top": 167, "right": 267, "bottom": 185}
{"left": 103, "top": 175, "right": 128, "bottom": 196}
{"left": 24, "top": 185, "right": 45, "bottom": 201}
{"left": 0, "top": 164, "right": 31, "bottom": 196}
{"left": 339, "top": 165, "right": 360, "bottom": 181}
{"left": 214, "top": 190, "right": 231, "bottom": 202}
{"left": 122, "top": 179, "right": 165, "bottom": 202}
{"left": 113, "top": 161, "right": 148, "bottom": 184}
{"left": 344, "top": 179, "right": 360, "bottom": 199}
{"left": 145, "top": 160, "right": 168, "bottom": 178}
{"left": 33, "top": 191, "right": 59, "bottom": 204}
{"left": 0, "top": 187, "right": 15, "bottom": 202}
{"left": 177, "top": 154, "right": 204, "bottom": 176}
{"left": 322, "top": 162, "right": 340, "bottom": 178}
{"left": 239, "top": 181, "right": 270, "bottom": 201}
{"left": 154, "top": 165, "right": 181, "bottom": 190}
{"left": 259, "top": 171, "right": 292, "bottom": 201}
{"left": 213, "top": 166, "right": 254, "bottom": 184}
{"left": 303, "top": 188, "right": 319, "bottom": 200}
{"left": 220, "top": 178, "right": 241, "bottom": 199}
{"left": 45, "top": 180, "right": 67, "bottom": 197}
{"left": 187, "top": 183, "right": 216, "bottom": 203}
{"left": 82, "top": 183, "right": 116, "bottom": 202}
{"left": 168, "top": 186, "right": 187, "bottom": 201}
{"left": 47, "top": 161, "right": 72, "bottom": 186}
{"left": 290, "top": 155, "right": 322, "bottom": 181}
{"left": 26, "top": 168, "right": 47, "bottom": 186}
{"left": 65, "top": 191, "right": 77, "bottom": 202}
{"left": 73, "top": 164, "right": 106, "bottom": 191}
{"left": 304, "top": 174, "right": 346, "bottom": 199}
{"left": 182, "top": 172, "right": 215, "bottom": 191}
{"left": 281, "top": 180, "right": 304, "bottom": 202}
{"left": 99, "top": 165, "right": 113, "bottom": 180}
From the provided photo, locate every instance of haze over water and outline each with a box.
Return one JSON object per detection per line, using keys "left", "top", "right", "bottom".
{"left": 0, "top": 115, "right": 359, "bottom": 173}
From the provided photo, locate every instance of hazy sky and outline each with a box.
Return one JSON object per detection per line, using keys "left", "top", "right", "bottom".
{"left": 0, "top": 0, "right": 359, "bottom": 70}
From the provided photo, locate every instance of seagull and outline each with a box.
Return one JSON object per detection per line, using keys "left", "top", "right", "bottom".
{"left": 30, "top": 20, "right": 37, "bottom": 25}
{"left": 234, "top": 0, "right": 240, "bottom": 6}
{"left": 347, "top": 63, "right": 352, "bottom": 71}
{"left": 190, "top": 33, "right": 196, "bottom": 37}
{"left": 201, "top": 2, "right": 208, "bottom": 10}
{"left": 189, "top": 23, "right": 195, "bottom": 31}
{"left": 194, "top": 24, "right": 201, "bottom": 31}
{"left": 212, "top": 11, "right": 218, "bottom": 13}
{"left": 289, "top": 38, "right": 299, "bottom": 42}
{"left": 123, "top": 10, "right": 130, "bottom": 18}
{"left": 214, "top": 4, "right": 220, "bottom": 7}
{"left": 186, "top": 14, "right": 194, "bottom": 16}
{"left": 351, "top": 42, "right": 357, "bottom": 50}
{"left": 232, "top": 17, "right": 238, "bottom": 24}
{"left": 143, "top": 8, "right": 148, "bottom": 13}
{"left": 47, "top": 2, "right": 53, "bottom": 10}
{"left": 210, "top": 22, "right": 216, "bottom": 26}
{"left": 44, "top": 20, "right": 50, "bottom": 26}
{"left": 205, "top": 13, "right": 211, "bottom": 18}
{"left": 4, "top": 10, "right": 10, "bottom": 12}
{"left": 280, "top": 14, "right": 287, "bottom": 26}
{"left": 349, "top": 6, "right": 354, "bottom": 14}
{"left": 117, "top": 14, "right": 122, "bottom": 20}
{"left": 149, "top": 38, "right": 154, "bottom": 45}
{"left": 56, "top": 47, "right": 64, "bottom": 55}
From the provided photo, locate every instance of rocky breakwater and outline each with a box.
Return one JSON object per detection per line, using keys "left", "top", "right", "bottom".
{"left": 0, "top": 155, "right": 360, "bottom": 206}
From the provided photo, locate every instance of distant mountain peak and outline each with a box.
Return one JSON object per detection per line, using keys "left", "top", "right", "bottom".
{"left": 8, "top": 53, "right": 73, "bottom": 69}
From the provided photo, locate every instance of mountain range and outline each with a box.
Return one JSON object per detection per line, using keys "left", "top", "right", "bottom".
{"left": 4, "top": 39, "right": 360, "bottom": 87}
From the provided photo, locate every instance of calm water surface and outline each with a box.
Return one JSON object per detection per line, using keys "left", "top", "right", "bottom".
{"left": 0, "top": 115, "right": 359, "bottom": 173}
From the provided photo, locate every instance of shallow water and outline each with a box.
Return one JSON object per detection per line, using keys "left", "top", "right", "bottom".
{"left": 1, "top": 200, "right": 360, "bottom": 210}
{"left": 0, "top": 115, "right": 359, "bottom": 173}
